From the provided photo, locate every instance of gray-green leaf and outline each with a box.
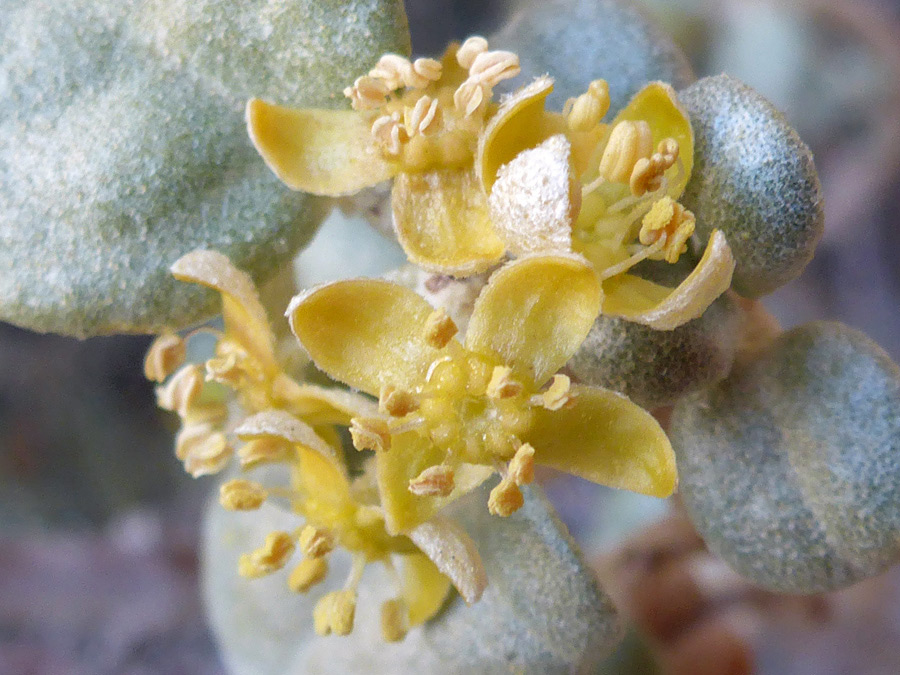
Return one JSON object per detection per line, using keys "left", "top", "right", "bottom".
{"left": 0, "top": 0, "right": 410, "bottom": 337}
{"left": 204, "top": 482, "right": 622, "bottom": 674}
{"left": 671, "top": 321, "right": 900, "bottom": 593}
{"left": 679, "top": 74, "right": 825, "bottom": 298}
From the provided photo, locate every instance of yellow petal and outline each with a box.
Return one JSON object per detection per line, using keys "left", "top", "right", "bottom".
{"left": 465, "top": 255, "right": 601, "bottom": 387}
{"left": 377, "top": 431, "right": 493, "bottom": 535}
{"left": 392, "top": 168, "right": 505, "bottom": 277}
{"left": 246, "top": 98, "right": 398, "bottom": 196}
{"left": 488, "top": 134, "right": 578, "bottom": 256}
{"left": 600, "top": 81, "right": 694, "bottom": 197}
{"left": 287, "top": 279, "right": 462, "bottom": 396}
{"left": 400, "top": 552, "right": 453, "bottom": 625}
{"left": 522, "top": 384, "right": 676, "bottom": 497}
{"left": 170, "top": 251, "right": 278, "bottom": 376}
{"left": 476, "top": 76, "right": 566, "bottom": 193}
{"left": 235, "top": 409, "right": 345, "bottom": 478}
{"left": 408, "top": 516, "right": 487, "bottom": 604}
{"left": 273, "top": 377, "right": 379, "bottom": 425}
{"left": 602, "top": 229, "right": 735, "bottom": 330}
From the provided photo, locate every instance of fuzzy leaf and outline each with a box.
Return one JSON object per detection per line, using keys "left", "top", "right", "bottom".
{"left": 0, "top": 0, "right": 410, "bottom": 336}
{"left": 204, "top": 483, "right": 622, "bottom": 674}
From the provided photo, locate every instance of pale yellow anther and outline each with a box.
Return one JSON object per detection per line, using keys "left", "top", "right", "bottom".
{"left": 349, "top": 416, "right": 392, "bottom": 452}
{"left": 314, "top": 590, "right": 357, "bottom": 636}
{"left": 456, "top": 36, "right": 489, "bottom": 69}
{"left": 639, "top": 196, "right": 696, "bottom": 264}
{"left": 238, "top": 531, "right": 296, "bottom": 579}
{"left": 343, "top": 75, "right": 389, "bottom": 110}
{"left": 468, "top": 50, "right": 520, "bottom": 88}
{"left": 629, "top": 137, "right": 680, "bottom": 196}
{"left": 486, "top": 365, "right": 523, "bottom": 399}
{"left": 205, "top": 352, "right": 243, "bottom": 388}
{"left": 540, "top": 374, "right": 572, "bottom": 411}
{"left": 402, "top": 58, "right": 442, "bottom": 89}
{"left": 597, "top": 120, "right": 653, "bottom": 184}
{"left": 379, "top": 385, "right": 420, "bottom": 417}
{"left": 299, "top": 525, "right": 336, "bottom": 558}
{"left": 404, "top": 95, "right": 441, "bottom": 136}
{"left": 381, "top": 598, "right": 409, "bottom": 642}
{"left": 453, "top": 80, "right": 487, "bottom": 117}
{"left": 508, "top": 443, "right": 535, "bottom": 485}
{"left": 565, "top": 79, "right": 610, "bottom": 132}
{"left": 237, "top": 436, "right": 293, "bottom": 469}
{"left": 288, "top": 557, "right": 329, "bottom": 593}
{"left": 371, "top": 112, "right": 408, "bottom": 156}
{"left": 175, "top": 423, "right": 231, "bottom": 477}
{"left": 423, "top": 308, "right": 458, "bottom": 349}
{"left": 488, "top": 478, "right": 524, "bottom": 517}
{"left": 219, "top": 479, "right": 268, "bottom": 511}
{"left": 369, "top": 53, "right": 410, "bottom": 91}
{"left": 156, "top": 364, "right": 203, "bottom": 417}
{"left": 408, "top": 464, "right": 456, "bottom": 497}
{"left": 144, "top": 333, "right": 186, "bottom": 383}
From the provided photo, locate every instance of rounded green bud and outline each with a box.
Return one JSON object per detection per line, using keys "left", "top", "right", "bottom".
{"left": 672, "top": 321, "right": 900, "bottom": 593}
{"left": 679, "top": 74, "right": 825, "bottom": 298}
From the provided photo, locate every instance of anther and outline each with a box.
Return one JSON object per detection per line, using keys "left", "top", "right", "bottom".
{"left": 176, "top": 423, "right": 231, "bottom": 477}
{"left": 237, "top": 436, "right": 294, "bottom": 469}
{"left": 238, "top": 531, "right": 296, "bottom": 579}
{"left": 639, "top": 196, "right": 696, "bottom": 264}
{"left": 381, "top": 598, "right": 409, "bottom": 642}
{"left": 486, "top": 366, "right": 523, "bottom": 400}
{"left": 144, "top": 333, "right": 186, "bottom": 383}
{"left": 409, "top": 464, "right": 456, "bottom": 497}
{"left": 538, "top": 374, "right": 572, "bottom": 411}
{"left": 508, "top": 444, "right": 535, "bottom": 485}
{"left": 597, "top": 120, "right": 653, "bottom": 184}
{"left": 629, "top": 137, "right": 680, "bottom": 196}
{"left": 299, "top": 525, "right": 336, "bottom": 558}
{"left": 488, "top": 478, "right": 524, "bottom": 517}
{"left": 379, "top": 385, "right": 420, "bottom": 417}
{"left": 423, "top": 308, "right": 458, "bottom": 349}
{"left": 369, "top": 54, "right": 410, "bottom": 90}
{"left": 371, "top": 112, "right": 407, "bottom": 156}
{"left": 402, "top": 58, "right": 442, "bottom": 89}
{"left": 468, "top": 50, "right": 520, "bottom": 88}
{"left": 219, "top": 479, "right": 268, "bottom": 511}
{"left": 314, "top": 590, "right": 357, "bottom": 636}
{"left": 456, "top": 36, "right": 489, "bottom": 69}
{"left": 288, "top": 557, "right": 329, "bottom": 593}
{"left": 343, "top": 75, "right": 389, "bottom": 110}
{"left": 453, "top": 80, "right": 487, "bottom": 117}
{"left": 566, "top": 79, "right": 610, "bottom": 132}
{"left": 349, "top": 417, "right": 392, "bottom": 452}
{"left": 156, "top": 364, "right": 204, "bottom": 418}
{"left": 404, "top": 95, "right": 441, "bottom": 136}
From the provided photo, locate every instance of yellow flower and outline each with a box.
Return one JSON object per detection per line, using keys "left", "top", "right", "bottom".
{"left": 246, "top": 37, "right": 523, "bottom": 276}
{"left": 287, "top": 254, "right": 676, "bottom": 535}
{"left": 479, "top": 77, "right": 736, "bottom": 330}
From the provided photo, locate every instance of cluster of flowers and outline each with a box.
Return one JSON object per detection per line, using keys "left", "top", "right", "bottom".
{"left": 146, "top": 37, "right": 738, "bottom": 641}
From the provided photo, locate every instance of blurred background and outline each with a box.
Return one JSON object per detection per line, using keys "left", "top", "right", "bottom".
{"left": 2, "top": 0, "right": 900, "bottom": 673}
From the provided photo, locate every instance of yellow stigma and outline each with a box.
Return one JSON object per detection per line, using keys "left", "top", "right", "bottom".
{"left": 349, "top": 417, "right": 392, "bottom": 452}
{"left": 565, "top": 79, "right": 610, "bottom": 132}
{"left": 423, "top": 308, "right": 458, "bottom": 349}
{"left": 597, "top": 120, "right": 653, "bottom": 184}
{"left": 219, "top": 479, "right": 267, "bottom": 511}
{"left": 488, "top": 478, "right": 524, "bottom": 517}
{"left": 381, "top": 598, "right": 409, "bottom": 642}
{"left": 144, "top": 333, "right": 186, "bottom": 383}
{"left": 288, "top": 557, "right": 329, "bottom": 593}
{"left": 486, "top": 365, "right": 523, "bottom": 400}
{"left": 299, "top": 525, "right": 336, "bottom": 558}
{"left": 639, "top": 196, "right": 696, "bottom": 264}
{"left": 314, "top": 590, "right": 357, "bottom": 636}
{"left": 238, "top": 531, "right": 296, "bottom": 579}
{"left": 409, "top": 464, "right": 456, "bottom": 497}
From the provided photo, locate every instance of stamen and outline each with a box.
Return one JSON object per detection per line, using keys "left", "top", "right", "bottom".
{"left": 597, "top": 120, "right": 653, "bottom": 184}
{"left": 371, "top": 112, "right": 407, "bottom": 156}
{"left": 537, "top": 374, "right": 572, "bottom": 411}
{"left": 488, "top": 478, "right": 524, "bottom": 517}
{"left": 205, "top": 351, "right": 243, "bottom": 387}
{"left": 599, "top": 237, "right": 667, "bottom": 280}
{"left": 144, "top": 333, "right": 186, "bottom": 383}
{"left": 639, "top": 196, "right": 696, "bottom": 263}
{"left": 176, "top": 424, "right": 231, "bottom": 477}
{"left": 409, "top": 464, "right": 456, "bottom": 497}
{"left": 456, "top": 36, "right": 489, "bottom": 69}
{"left": 350, "top": 417, "right": 392, "bottom": 452}
{"left": 299, "top": 525, "right": 336, "bottom": 558}
{"left": 343, "top": 75, "right": 389, "bottom": 110}
{"left": 369, "top": 54, "right": 410, "bottom": 91}
{"left": 486, "top": 366, "right": 523, "bottom": 400}
{"left": 288, "top": 557, "right": 329, "bottom": 593}
{"left": 453, "top": 80, "right": 487, "bottom": 117}
{"left": 423, "top": 308, "right": 458, "bottom": 349}
{"left": 468, "top": 50, "right": 520, "bottom": 88}
{"left": 565, "top": 79, "right": 610, "bottom": 132}
{"left": 381, "top": 598, "right": 409, "bottom": 642}
{"left": 404, "top": 95, "right": 441, "bottom": 136}
{"left": 238, "top": 531, "right": 296, "bottom": 579}
{"left": 379, "top": 385, "right": 420, "bottom": 417}
{"left": 314, "top": 589, "right": 357, "bottom": 636}
{"left": 156, "top": 364, "right": 204, "bottom": 417}
{"left": 508, "top": 443, "right": 535, "bottom": 485}
{"left": 403, "top": 58, "right": 442, "bottom": 89}
{"left": 219, "top": 479, "right": 268, "bottom": 511}
{"left": 629, "top": 138, "right": 680, "bottom": 196}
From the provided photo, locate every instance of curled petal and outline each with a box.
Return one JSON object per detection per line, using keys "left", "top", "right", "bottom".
{"left": 235, "top": 409, "right": 344, "bottom": 477}
{"left": 466, "top": 255, "right": 601, "bottom": 387}
{"left": 171, "top": 251, "right": 277, "bottom": 376}
{"left": 392, "top": 168, "right": 505, "bottom": 277}
{"left": 287, "top": 279, "right": 463, "bottom": 396}
{"left": 246, "top": 98, "right": 398, "bottom": 196}
{"left": 400, "top": 552, "right": 453, "bottom": 626}
{"left": 602, "top": 229, "right": 735, "bottom": 330}
{"left": 274, "top": 378, "right": 379, "bottom": 425}
{"left": 522, "top": 384, "right": 676, "bottom": 498}
{"left": 488, "top": 134, "right": 578, "bottom": 256}
{"left": 409, "top": 516, "right": 487, "bottom": 605}
{"left": 377, "top": 432, "right": 493, "bottom": 535}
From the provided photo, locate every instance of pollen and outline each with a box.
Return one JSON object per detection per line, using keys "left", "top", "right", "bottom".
{"left": 409, "top": 464, "right": 456, "bottom": 497}
{"left": 565, "top": 79, "right": 610, "bottom": 132}
{"left": 288, "top": 557, "right": 329, "bottom": 593}
{"left": 488, "top": 478, "right": 524, "bottom": 517}
{"left": 508, "top": 443, "right": 536, "bottom": 485}
{"left": 423, "top": 308, "right": 458, "bottom": 349}
{"left": 381, "top": 598, "right": 409, "bottom": 642}
{"left": 486, "top": 365, "right": 523, "bottom": 400}
{"left": 238, "top": 531, "right": 296, "bottom": 579}
{"left": 314, "top": 590, "right": 357, "bottom": 636}
{"left": 144, "top": 333, "right": 186, "bottom": 383}
{"left": 629, "top": 138, "right": 680, "bottom": 196}
{"left": 350, "top": 416, "right": 392, "bottom": 452}
{"left": 640, "top": 196, "right": 696, "bottom": 264}
{"left": 539, "top": 374, "right": 572, "bottom": 411}
{"left": 379, "top": 385, "right": 420, "bottom": 417}
{"left": 343, "top": 75, "right": 389, "bottom": 110}
{"left": 597, "top": 120, "right": 653, "bottom": 184}
{"left": 299, "top": 525, "right": 336, "bottom": 558}
{"left": 219, "top": 479, "right": 268, "bottom": 511}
